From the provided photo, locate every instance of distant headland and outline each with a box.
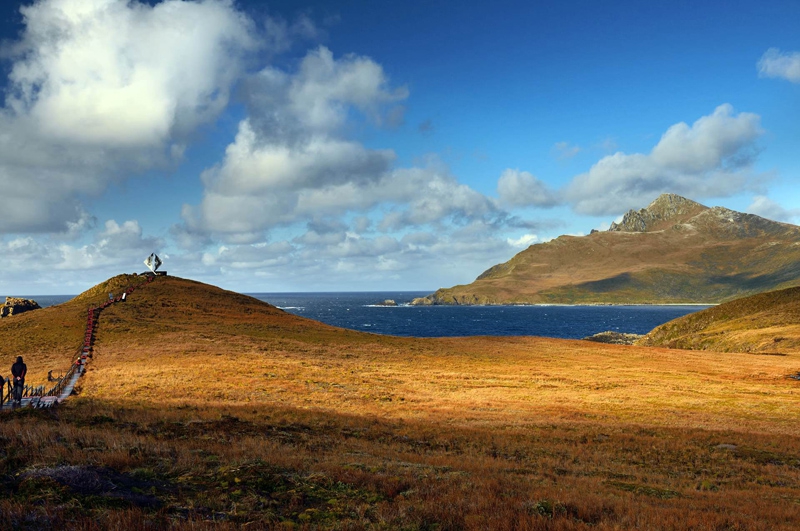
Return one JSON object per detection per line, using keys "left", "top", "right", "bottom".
{"left": 412, "top": 194, "right": 800, "bottom": 305}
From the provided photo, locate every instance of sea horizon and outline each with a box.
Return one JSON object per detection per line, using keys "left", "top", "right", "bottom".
{"left": 21, "top": 291, "right": 710, "bottom": 340}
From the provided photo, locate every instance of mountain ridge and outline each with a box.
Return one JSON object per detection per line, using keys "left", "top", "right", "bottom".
{"left": 413, "top": 194, "right": 800, "bottom": 305}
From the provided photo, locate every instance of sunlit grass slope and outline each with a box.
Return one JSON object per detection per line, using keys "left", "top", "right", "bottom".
{"left": 0, "top": 274, "right": 151, "bottom": 384}
{"left": 641, "top": 285, "right": 800, "bottom": 354}
{"left": 2, "top": 274, "right": 800, "bottom": 529}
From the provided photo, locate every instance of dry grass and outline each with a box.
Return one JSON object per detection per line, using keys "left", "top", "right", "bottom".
{"left": 642, "top": 286, "right": 800, "bottom": 354}
{"left": 2, "top": 275, "right": 800, "bottom": 529}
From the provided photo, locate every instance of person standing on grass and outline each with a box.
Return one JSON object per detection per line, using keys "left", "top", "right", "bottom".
{"left": 11, "top": 356, "right": 26, "bottom": 405}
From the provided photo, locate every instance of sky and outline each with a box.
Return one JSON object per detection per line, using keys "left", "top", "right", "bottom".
{"left": 0, "top": 0, "right": 797, "bottom": 295}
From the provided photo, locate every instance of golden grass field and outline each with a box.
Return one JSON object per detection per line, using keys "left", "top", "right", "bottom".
{"left": 641, "top": 285, "right": 800, "bottom": 355}
{"left": 2, "top": 275, "right": 800, "bottom": 529}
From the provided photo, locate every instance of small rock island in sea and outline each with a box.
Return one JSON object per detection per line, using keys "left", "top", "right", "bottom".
{"left": 376, "top": 299, "right": 398, "bottom": 306}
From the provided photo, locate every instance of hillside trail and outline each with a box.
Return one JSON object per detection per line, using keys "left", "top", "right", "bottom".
{"left": 0, "top": 274, "right": 157, "bottom": 411}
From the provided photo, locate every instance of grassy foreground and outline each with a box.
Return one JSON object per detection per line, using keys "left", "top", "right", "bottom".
{"left": 2, "top": 275, "right": 800, "bottom": 529}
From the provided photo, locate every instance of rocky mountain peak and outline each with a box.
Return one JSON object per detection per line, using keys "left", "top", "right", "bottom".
{"left": 608, "top": 194, "right": 708, "bottom": 233}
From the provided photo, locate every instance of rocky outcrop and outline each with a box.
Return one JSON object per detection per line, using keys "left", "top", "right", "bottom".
{"left": 376, "top": 299, "right": 398, "bottom": 306}
{"left": 582, "top": 331, "right": 644, "bottom": 345}
{"left": 0, "top": 297, "right": 41, "bottom": 318}
{"left": 609, "top": 194, "right": 707, "bottom": 232}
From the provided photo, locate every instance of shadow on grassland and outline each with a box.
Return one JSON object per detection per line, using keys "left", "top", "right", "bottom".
{"left": 2, "top": 398, "right": 800, "bottom": 530}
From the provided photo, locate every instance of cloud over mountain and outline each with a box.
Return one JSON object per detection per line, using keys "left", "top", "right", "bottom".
{"left": 564, "top": 105, "right": 764, "bottom": 215}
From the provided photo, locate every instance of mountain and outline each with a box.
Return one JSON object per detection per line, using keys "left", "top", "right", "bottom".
{"left": 639, "top": 285, "right": 800, "bottom": 354}
{"left": 413, "top": 194, "right": 800, "bottom": 305}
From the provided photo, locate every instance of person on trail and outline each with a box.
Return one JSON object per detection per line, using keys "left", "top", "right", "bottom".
{"left": 11, "top": 356, "right": 26, "bottom": 405}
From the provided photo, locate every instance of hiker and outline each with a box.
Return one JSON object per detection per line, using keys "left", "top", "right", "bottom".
{"left": 11, "top": 356, "right": 26, "bottom": 405}
{"left": 121, "top": 292, "right": 126, "bottom": 302}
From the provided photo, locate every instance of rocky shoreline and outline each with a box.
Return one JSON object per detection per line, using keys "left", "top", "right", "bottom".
{"left": 582, "top": 331, "right": 644, "bottom": 345}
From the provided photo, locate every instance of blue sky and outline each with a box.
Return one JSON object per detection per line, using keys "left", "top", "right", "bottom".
{"left": 0, "top": 0, "right": 797, "bottom": 295}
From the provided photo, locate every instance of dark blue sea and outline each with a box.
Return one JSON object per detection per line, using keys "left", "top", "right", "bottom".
{"left": 247, "top": 292, "right": 709, "bottom": 339}
{"left": 31, "top": 292, "right": 708, "bottom": 339}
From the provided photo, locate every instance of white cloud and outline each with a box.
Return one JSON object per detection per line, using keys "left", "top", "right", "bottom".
{"left": 184, "top": 220, "right": 521, "bottom": 291}
{"left": 180, "top": 47, "right": 503, "bottom": 242}
{"left": 507, "top": 234, "right": 539, "bottom": 248}
{"left": 552, "top": 141, "right": 580, "bottom": 160}
{"left": 244, "top": 46, "right": 407, "bottom": 140}
{"left": 0, "top": 0, "right": 257, "bottom": 234}
{"left": 758, "top": 48, "right": 800, "bottom": 83}
{"left": 497, "top": 169, "right": 560, "bottom": 208}
{"left": 746, "top": 195, "right": 800, "bottom": 222}
{"left": 564, "top": 104, "right": 764, "bottom": 216}
{"left": 263, "top": 14, "right": 320, "bottom": 55}
{"left": 0, "top": 217, "right": 164, "bottom": 293}
{"left": 180, "top": 46, "right": 405, "bottom": 239}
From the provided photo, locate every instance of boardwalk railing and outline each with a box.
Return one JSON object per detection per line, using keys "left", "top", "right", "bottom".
{"left": 2, "top": 273, "right": 157, "bottom": 409}
{"left": 0, "top": 377, "right": 45, "bottom": 406}
{"left": 45, "top": 358, "right": 81, "bottom": 398}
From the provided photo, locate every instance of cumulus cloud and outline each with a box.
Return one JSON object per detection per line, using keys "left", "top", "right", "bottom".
{"left": 0, "top": 0, "right": 257, "bottom": 233}
{"left": 263, "top": 14, "right": 321, "bottom": 55}
{"left": 189, "top": 220, "right": 521, "bottom": 291}
{"left": 0, "top": 217, "right": 163, "bottom": 293}
{"left": 243, "top": 46, "right": 408, "bottom": 140}
{"left": 180, "top": 46, "right": 405, "bottom": 239}
{"left": 564, "top": 104, "right": 764, "bottom": 216}
{"left": 497, "top": 169, "right": 560, "bottom": 208}
{"left": 758, "top": 48, "right": 800, "bottom": 83}
{"left": 180, "top": 46, "right": 505, "bottom": 242}
{"left": 747, "top": 195, "right": 800, "bottom": 223}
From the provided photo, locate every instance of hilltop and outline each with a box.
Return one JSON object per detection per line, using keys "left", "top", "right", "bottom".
{"left": 414, "top": 194, "right": 800, "bottom": 305}
{"left": 639, "top": 285, "right": 800, "bottom": 353}
{"left": 3, "top": 274, "right": 800, "bottom": 529}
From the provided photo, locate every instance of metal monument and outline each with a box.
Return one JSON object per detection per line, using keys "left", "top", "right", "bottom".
{"left": 144, "top": 253, "right": 163, "bottom": 274}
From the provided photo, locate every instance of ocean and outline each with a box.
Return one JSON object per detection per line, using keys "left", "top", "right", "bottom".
{"left": 247, "top": 292, "right": 709, "bottom": 339}
{"left": 30, "top": 292, "right": 708, "bottom": 339}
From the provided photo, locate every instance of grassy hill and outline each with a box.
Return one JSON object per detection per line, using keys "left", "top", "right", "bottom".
{"left": 2, "top": 274, "right": 800, "bottom": 529}
{"left": 415, "top": 194, "right": 800, "bottom": 305}
{"left": 639, "top": 285, "right": 800, "bottom": 353}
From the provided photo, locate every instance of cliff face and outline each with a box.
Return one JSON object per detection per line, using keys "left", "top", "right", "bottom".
{"left": 0, "top": 297, "right": 41, "bottom": 318}
{"left": 415, "top": 194, "right": 800, "bottom": 305}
